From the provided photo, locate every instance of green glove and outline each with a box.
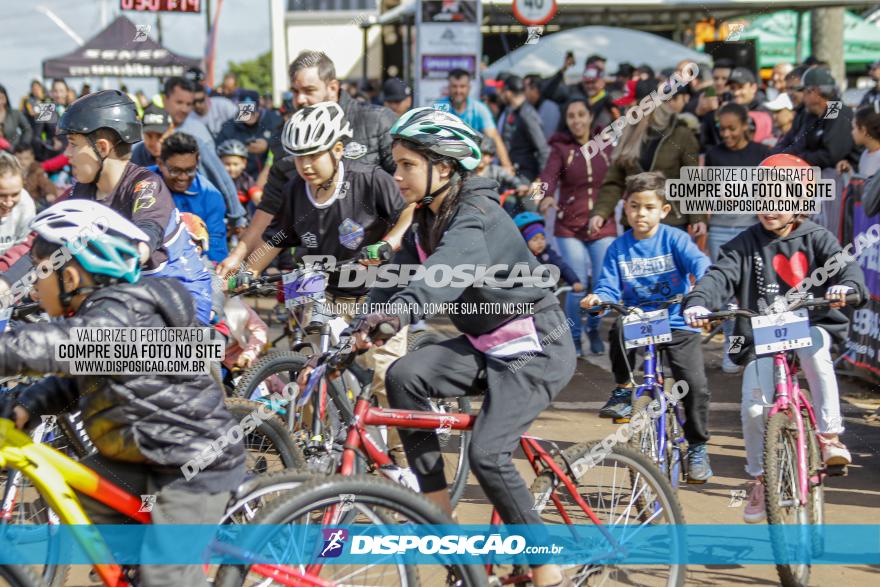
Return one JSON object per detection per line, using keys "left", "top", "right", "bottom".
{"left": 360, "top": 240, "right": 392, "bottom": 262}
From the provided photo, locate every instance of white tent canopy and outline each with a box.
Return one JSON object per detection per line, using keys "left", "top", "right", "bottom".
{"left": 484, "top": 26, "right": 711, "bottom": 80}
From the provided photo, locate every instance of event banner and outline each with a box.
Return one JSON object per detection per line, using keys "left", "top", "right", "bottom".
{"left": 844, "top": 202, "right": 880, "bottom": 375}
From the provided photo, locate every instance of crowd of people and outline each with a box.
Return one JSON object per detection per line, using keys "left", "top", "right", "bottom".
{"left": 0, "top": 46, "right": 878, "bottom": 587}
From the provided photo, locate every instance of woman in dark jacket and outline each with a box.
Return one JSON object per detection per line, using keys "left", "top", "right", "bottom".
{"left": 0, "top": 84, "right": 33, "bottom": 151}
{"left": 537, "top": 96, "right": 616, "bottom": 355}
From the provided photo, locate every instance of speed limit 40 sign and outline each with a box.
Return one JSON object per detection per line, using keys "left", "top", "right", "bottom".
{"left": 512, "top": 0, "right": 557, "bottom": 26}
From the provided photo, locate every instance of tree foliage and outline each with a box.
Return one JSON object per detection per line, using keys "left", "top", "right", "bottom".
{"left": 225, "top": 51, "right": 272, "bottom": 95}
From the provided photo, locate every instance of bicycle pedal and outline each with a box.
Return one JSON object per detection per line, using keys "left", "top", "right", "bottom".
{"left": 826, "top": 464, "right": 848, "bottom": 477}
{"left": 613, "top": 416, "right": 631, "bottom": 424}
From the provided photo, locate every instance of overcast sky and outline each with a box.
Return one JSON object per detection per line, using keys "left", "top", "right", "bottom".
{"left": 0, "top": 0, "right": 271, "bottom": 103}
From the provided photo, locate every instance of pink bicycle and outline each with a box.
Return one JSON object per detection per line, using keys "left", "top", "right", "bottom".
{"left": 701, "top": 293, "right": 857, "bottom": 587}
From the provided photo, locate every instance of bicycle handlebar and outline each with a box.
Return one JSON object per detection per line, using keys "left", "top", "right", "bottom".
{"left": 699, "top": 292, "right": 862, "bottom": 321}
{"left": 228, "top": 259, "right": 366, "bottom": 297}
{"left": 587, "top": 295, "right": 684, "bottom": 316}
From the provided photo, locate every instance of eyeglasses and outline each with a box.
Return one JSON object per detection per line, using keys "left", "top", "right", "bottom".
{"left": 166, "top": 166, "right": 198, "bottom": 178}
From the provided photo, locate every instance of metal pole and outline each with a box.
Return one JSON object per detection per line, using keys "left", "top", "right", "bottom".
{"left": 402, "top": 20, "right": 410, "bottom": 86}
{"left": 795, "top": 10, "right": 803, "bottom": 64}
{"left": 206, "top": 0, "right": 212, "bottom": 35}
{"left": 362, "top": 25, "right": 369, "bottom": 85}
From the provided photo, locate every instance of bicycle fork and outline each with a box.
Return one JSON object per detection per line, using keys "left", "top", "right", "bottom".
{"left": 772, "top": 356, "right": 810, "bottom": 507}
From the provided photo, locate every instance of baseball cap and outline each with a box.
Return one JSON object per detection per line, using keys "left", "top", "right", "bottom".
{"left": 141, "top": 105, "right": 171, "bottom": 134}
{"left": 728, "top": 67, "right": 757, "bottom": 86}
{"left": 238, "top": 89, "right": 260, "bottom": 104}
{"left": 383, "top": 78, "right": 411, "bottom": 102}
{"left": 764, "top": 92, "right": 794, "bottom": 111}
{"left": 801, "top": 67, "right": 836, "bottom": 88}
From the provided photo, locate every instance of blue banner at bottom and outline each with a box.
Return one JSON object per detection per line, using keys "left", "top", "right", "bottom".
{"left": 0, "top": 524, "right": 878, "bottom": 565}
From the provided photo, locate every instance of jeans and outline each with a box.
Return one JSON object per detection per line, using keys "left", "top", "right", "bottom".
{"left": 555, "top": 236, "right": 614, "bottom": 349}
{"left": 608, "top": 324, "right": 711, "bottom": 446}
{"left": 708, "top": 225, "right": 750, "bottom": 356}
{"left": 740, "top": 326, "right": 843, "bottom": 477}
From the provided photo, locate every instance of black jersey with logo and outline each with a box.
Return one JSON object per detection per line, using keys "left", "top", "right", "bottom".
{"left": 265, "top": 160, "right": 405, "bottom": 296}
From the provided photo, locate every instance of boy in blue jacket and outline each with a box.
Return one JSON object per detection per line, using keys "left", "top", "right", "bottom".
{"left": 581, "top": 171, "right": 714, "bottom": 483}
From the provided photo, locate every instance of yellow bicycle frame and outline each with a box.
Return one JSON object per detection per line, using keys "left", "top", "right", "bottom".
{"left": 0, "top": 418, "right": 150, "bottom": 586}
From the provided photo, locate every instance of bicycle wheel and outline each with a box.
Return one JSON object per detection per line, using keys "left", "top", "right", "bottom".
{"left": 224, "top": 398, "right": 306, "bottom": 475}
{"left": 0, "top": 416, "right": 77, "bottom": 587}
{"left": 221, "top": 470, "right": 314, "bottom": 525}
{"left": 232, "top": 351, "right": 308, "bottom": 400}
{"left": 409, "top": 331, "right": 472, "bottom": 507}
{"left": 0, "top": 566, "right": 44, "bottom": 587}
{"left": 529, "top": 443, "right": 686, "bottom": 587}
{"left": 213, "top": 475, "right": 486, "bottom": 587}
{"left": 764, "top": 411, "right": 817, "bottom": 587}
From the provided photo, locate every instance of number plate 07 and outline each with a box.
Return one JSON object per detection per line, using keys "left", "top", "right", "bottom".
{"left": 751, "top": 309, "right": 812, "bottom": 355}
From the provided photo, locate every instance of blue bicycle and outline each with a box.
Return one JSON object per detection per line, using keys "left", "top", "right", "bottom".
{"left": 590, "top": 296, "right": 690, "bottom": 490}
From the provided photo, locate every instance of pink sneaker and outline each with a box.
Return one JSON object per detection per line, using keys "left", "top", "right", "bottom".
{"left": 819, "top": 435, "right": 852, "bottom": 467}
{"left": 743, "top": 480, "right": 766, "bottom": 524}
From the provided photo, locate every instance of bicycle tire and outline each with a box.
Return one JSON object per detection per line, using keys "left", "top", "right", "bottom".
{"left": 764, "top": 411, "right": 815, "bottom": 587}
{"left": 0, "top": 566, "right": 44, "bottom": 587}
{"left": 224, "top": 398, "right": 306, "bottom": 474}
{"left": 408, "top": 330, "right": 472, "bottom": 507}
{"left": 529, "top": 443, "right": 686, "bottom": 587}
{"left": 221, "top": 470, "right": 315, "bottom": 525}
{"left": 802, "top": 413, "right": 824, "bottom": 557}
{"left": 213, "top": 474, "right": 487, "bottom": 587}
{"left": 232, "top": 351, "right": 308, "bottom": 400}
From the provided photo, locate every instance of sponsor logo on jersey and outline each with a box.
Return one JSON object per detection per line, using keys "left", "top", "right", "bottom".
{"left": 343, "top": 141, "right": 368, "bottom": 159}
{"left": 338, "top": 218, "right": 365, "bottom": 250}
{"left": 301, "top": 232, "right": 319, "bottom": 248}
{"left": 133, "top": 180, "right": 158, "bottom": 213}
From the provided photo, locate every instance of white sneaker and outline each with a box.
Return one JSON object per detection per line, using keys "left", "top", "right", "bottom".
{"left": 743, "top": 480, "right": 766, "bottom": 524}
{"left": 722, "top": 355, "right": 743, "bottom": 374}
{"left": 820, "top": 436, "right": 852, "bottom": 467}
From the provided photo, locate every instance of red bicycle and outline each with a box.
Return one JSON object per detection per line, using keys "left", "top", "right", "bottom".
{"left": 228, "top": 339, "right": 688, "bottom": 586}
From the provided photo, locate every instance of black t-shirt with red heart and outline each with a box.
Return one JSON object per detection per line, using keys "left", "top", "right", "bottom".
{"left": 684, "top": 220, "right": 868, "bottom": 365}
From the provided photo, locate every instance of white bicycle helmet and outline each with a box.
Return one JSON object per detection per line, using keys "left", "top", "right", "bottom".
{"left": 281, "top": 101, "right": 353, "bottom": 156}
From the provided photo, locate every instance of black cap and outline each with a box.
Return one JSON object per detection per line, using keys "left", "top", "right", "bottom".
{"left": 382, "top": 78, "right": 411, "bottom": 102}
{"left": 728, "top": 67, "right": 757, "bottom": 86}
{"left": 58, "top": 89, "right": 142, "bottom": 143}
{"left": 141, "top": 104, "right": 171, "bottom": 134}
{"left": 504, "top": 75, "right": 525, "bottom": 93}
{"left": 635, "top": 79, "right": 659, "bottom": 102}
{"left": 613, "top": 63, "right": 635, "bottom": 78}
{"left": 801, "top": 67, "right": 836, "bottom": 88}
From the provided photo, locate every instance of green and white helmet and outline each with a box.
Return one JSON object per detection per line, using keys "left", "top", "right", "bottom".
{"left": 390, "top": 107, "right": 482, "bottom": 171}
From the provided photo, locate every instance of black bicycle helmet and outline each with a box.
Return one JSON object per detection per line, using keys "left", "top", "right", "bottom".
{"left": 58, "top": 90, "right": 142, "bottom": 144}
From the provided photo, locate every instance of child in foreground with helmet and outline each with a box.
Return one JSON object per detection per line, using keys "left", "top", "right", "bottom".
{"left": 513, "top": 212, "right": 584, "bottom": 293}
{"left": 684, "top": 154, "right": 868, "bottom": 524}
{"left": 227, "top": 101, "right": 413, "bottom": 290}
{"left": 2, "top": 200, "right": 245, "bottom": 587}
{"left": 57, "top": 90, "right": 215, "bottom": 325}
{"left": 325, "top": 107, "right": 577, "bottom": 587}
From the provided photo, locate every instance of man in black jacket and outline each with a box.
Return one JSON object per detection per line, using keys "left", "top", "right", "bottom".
{"left": 218, "top": 50, "right": 399, "bottom": 276}
{"left": 498, "top": 75, "right": 550, "bottom": 182}
{"left": 773, "top": 67, "right": 855, "bottom": 169}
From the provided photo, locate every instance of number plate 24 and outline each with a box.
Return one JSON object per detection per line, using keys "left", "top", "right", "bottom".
{"left": 622, "top": 309, "right": 672, "bottom": 349}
